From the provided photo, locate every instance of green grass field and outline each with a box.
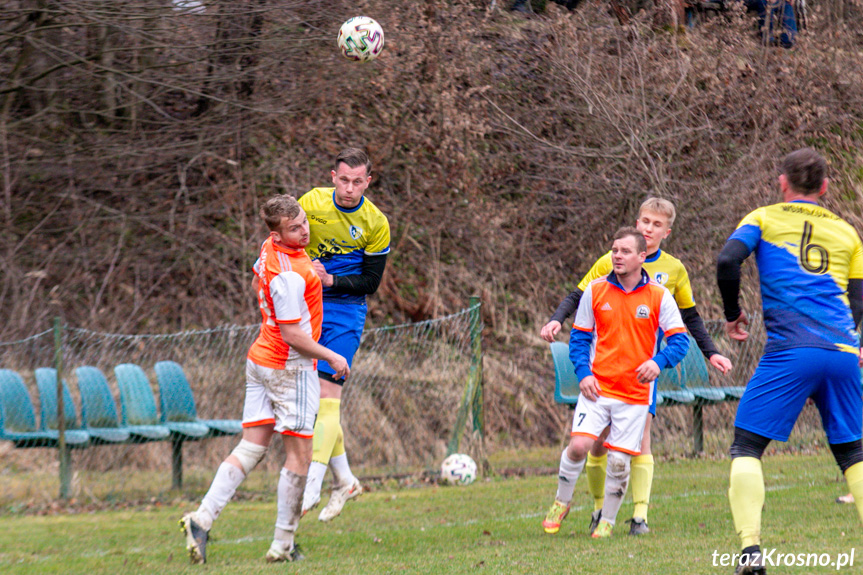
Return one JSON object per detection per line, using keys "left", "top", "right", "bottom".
{"left": 0, "top": 450, "right": 859, "bottom": 575}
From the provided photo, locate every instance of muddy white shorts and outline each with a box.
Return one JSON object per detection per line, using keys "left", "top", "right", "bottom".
{"left": 242, "top": 359, "right": 320, "bottom": 438}
{"left": 570, "top": 394, "right": 649, "bottom": 455}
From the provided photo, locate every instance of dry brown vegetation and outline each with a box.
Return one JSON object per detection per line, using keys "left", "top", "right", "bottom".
{"left": 3, "top": 0, "right": 863, "bottom": 451}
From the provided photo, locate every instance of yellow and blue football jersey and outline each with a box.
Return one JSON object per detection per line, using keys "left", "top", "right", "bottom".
{"left": 299, "top": 187, "right": 390, "bottom": 304}
{"left": 576, "top": 249, "right": 697, "bottom": 310}
{"left": 729, "top": 200, "right": 863, "bottom": 354}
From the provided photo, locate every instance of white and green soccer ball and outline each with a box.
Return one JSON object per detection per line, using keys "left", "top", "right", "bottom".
{"left": 440, "top": 453, "right": 477, "bottom": 486}
{"left": 337, "top": 16, "right": 385, "bottom": 62}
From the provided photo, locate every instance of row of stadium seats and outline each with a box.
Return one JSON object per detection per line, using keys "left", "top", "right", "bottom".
{"left": 0, "top": 362, "right": 241, "bottom": 488}
{"left": 550, "top": 334, "right": 745, "bottom": 453}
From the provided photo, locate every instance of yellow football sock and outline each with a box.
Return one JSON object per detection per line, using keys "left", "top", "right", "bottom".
{"left": 586, "top": 453, "right": 607, "bottom": 511}
{"left": 631, "top": 454, "right": 654, "bottom": 521}
{"left": 311, "top": 398, "right": 341, "bottom": 465}
{"left": 728, "top": 457, "right": 764, "bottom": 549}
{"left": 332, "top": 421, "right": 345, "bottom": 458}
{"left": 844, "top": 461, "right": 863, "bottom": 523}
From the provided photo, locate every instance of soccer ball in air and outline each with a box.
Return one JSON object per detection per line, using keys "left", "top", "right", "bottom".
{"left": 337, "top": 16, "right": 384, "bottom": 62}
{"left": 440, "top": 453, "right": 477, "bottom": 486}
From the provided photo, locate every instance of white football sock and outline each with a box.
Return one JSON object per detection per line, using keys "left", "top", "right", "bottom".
{"left": 274, "top": 468, "right": 306, "bottom": 549}
{"left": 555, "top": 449, "right": 586, "bottom": 504}
{"left": 303, "top": 461, "right": 327, "bottom": 508}
{"left": 198, "top": 461, "right": 245, "bottom": 531}
{"left": 601, "top": 451, "right": 632, "bottom": 526}
{"left": 329, "top": 453, "right": 356, "bottom": 487}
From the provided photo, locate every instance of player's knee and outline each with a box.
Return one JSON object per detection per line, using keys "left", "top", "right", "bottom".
{"left": 729, "top": 427, "right": 771, "bottom": 460}
{"left": 830, "top": 440, "right": 863, "bottom": 474}
{"left": 607, "top": 451, "right": 631, "bottom": 479}
{"left": 230, "top": 439, "right": 268, "bottom": 475}
{"left": 567, "top": 439, "right": 591, "bottom": 461}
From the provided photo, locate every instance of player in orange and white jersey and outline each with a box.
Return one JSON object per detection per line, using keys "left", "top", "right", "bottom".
{"left": 180, "top": 195, "right": 349, "bottom": 565}
{"left": 541, "top": 227, "right": 689, "bottom": 539}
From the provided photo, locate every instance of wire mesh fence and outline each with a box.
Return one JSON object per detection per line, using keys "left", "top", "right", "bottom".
{"left": 0, "top": 308, "right": 847, "bottom": 507}
{"left": 0, "top": 303, "right": 483, "bottom": 507}
{"left": 650, "top": 316, "right": 834, "bottom": 457}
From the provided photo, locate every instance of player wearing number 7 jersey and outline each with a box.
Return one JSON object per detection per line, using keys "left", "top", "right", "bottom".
{"left": 717, "top": 148, "right": 863, "bottom": 575}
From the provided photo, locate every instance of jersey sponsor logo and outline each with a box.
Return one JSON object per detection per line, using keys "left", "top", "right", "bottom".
{"left": 635, "top": 305, "right": 650, "bottom": 319}
{"left": 309, "top": 214, "right": 328, "bottom": 224}
{"left": 349, "top": 225, "right": 364, "bottom": 240}
{"left": 780, "top": 203, "right": 840, "bottom": 220}
{"left": 600, "top": 302, "right": 613, "bottom": 311}
{"left": 653, "top": 272, "right": 669, "bottom": 285}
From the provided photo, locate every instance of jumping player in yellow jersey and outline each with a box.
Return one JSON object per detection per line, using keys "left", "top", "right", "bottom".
{"left": 541, "top": 197, "right": 733, "bottom": 536}
{"left": 298, "top": 148, "right": 390, "bottom": 522}
{"left": 717, "top": 148, "right": 863, "bottom": 575}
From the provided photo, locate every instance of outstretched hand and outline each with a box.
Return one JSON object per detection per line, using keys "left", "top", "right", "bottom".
{"left": 540, "top": 320, "right": 562, "bottom": 343}
{"left": 709, "top": 354, "right": 733, "bottom": 374}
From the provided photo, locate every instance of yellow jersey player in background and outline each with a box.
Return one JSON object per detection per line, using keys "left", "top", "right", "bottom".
{"left": 717, "top": 148, "right": 863, "bottom": 575}
{"left": 299, "top": 148, "right": 390, "bottom": 522}
{"left": 540, "top": 197, "right": 732, "bottom": 535}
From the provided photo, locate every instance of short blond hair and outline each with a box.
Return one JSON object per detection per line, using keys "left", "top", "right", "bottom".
{"left": 260, "top": 195, "right": 300, "bottom": 231}
{"left": 639, "top": 197, "right": 676, "bottom": 226}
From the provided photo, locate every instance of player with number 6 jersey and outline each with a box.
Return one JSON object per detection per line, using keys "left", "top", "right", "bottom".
{"left": 718, "top": 148, "right": 863, "bottom": 575}
{"left": 727, "top": 201, "right": 863, "bottom": 354}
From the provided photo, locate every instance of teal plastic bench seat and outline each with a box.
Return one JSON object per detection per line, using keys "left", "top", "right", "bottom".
{"left": 73, "top": 366, "right": 132, "bottom": 444}
{"left": 0, "top": 369, "right": 89, "bottom": 448}
{"left": 33, "top": 368, "right": 92, "bottom": 447}
{"left": 78, "top": 366, "right": 169, "bottom": 443}
{"left": 116, "top": 363, "right": 209, "bottom": 489}
{"left": 154, "top": 361, "right": 242, "bottom": 437}
{"left": 114, "top": 364, "right": 207, "bottom": 440}
{"left": 551, "top": 342, "right": 580, "bottom": 404}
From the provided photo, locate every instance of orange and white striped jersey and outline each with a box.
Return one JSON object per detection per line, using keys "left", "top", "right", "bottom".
{"left": 572, "top": 271, "right": 687, "bottom": 405}
{"left": 247, "top": 236, "right": 323, "bottom": 370}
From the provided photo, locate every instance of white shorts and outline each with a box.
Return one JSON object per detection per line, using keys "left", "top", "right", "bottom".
{"left": 570, "top": 394, "right": 649, "bottom": 455}
{"left": 242, "top": 359, "right": 320, "bottom": 438}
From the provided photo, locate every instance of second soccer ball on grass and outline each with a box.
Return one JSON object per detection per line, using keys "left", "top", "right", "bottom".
{"left": 440, "top": 453, "right": 477, "bottom": 486}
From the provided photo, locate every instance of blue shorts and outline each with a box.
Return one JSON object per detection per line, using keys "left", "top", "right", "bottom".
{"left": 735, "top": 348, "right": 862, "bottom": 444}
{"left": 649, "top": 382, "right": 657, "bottom": 417}
{"left": 317, "top": 300, "right": 367, "bottom": 384}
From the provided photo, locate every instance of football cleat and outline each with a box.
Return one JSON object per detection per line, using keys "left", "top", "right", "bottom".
{"left": 836, "top": 493, "right": 855, "bottom": 504}
{"left": 734, "top": 546, "right": 766, "bottom": 574}
{"left": 265, "top": 541, "right": 305, "bottom": 563}
{"left": 542, "top": 499, "right": 570, "bottom": 534}
{"left": 591, "top": 519, "right": 613, "bottom": 538}
{"left": 302, "top": 492, "right": 321, "bottom": 517}
{"left": 319, "top": 479, "right": 363, "bottom": 522}
{"left": 626, "top": 517, "right": 650, "bottom": 535}
{"left": 179, "top": 513, "right": 209, "bottom": 564}
{"left": 588, "top": 509, "right": 602, "bottom": 535}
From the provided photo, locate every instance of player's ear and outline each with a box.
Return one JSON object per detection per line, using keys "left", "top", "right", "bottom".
{"left": 779, "top": 173, "right": 790, "bottom": 196}
{"left": 819, "top": 178, "right": 828, "bottom": 197}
